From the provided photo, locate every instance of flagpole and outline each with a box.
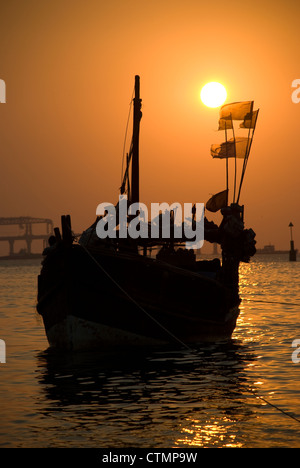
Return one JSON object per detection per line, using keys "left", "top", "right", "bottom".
{"left": 225, "top": 122, "right": 229, "bottom": 206}
{"left": 237, "top": 125, "right": 251, "bottom": 202}
{"left": 236, "top": 129, "right": 251, "bottom": 204}
{"left": 236, "top": 109, "right": 259, "bottom": 204}
{"left": 231, "top": 114, "right": 237, "bottom": 203}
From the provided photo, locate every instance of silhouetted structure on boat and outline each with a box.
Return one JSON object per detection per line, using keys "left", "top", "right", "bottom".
{"left": 37, "top": 76, "right": 257, "bottom": 350}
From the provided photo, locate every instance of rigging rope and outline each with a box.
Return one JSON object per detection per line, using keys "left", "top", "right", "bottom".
{"left": 224, "top": 376, "right": 300, "bottom": 425}
{"left": 121, "top": 87, "right": 134, "bottom": 187}
{"left": 250, "top": 392, "right": 300, "bottom": 424}
{"left": 242, "top": 298, "right": 300, "bottom": 307}
{"left": 80, "top": 243, "right": 191, "bottom": 351}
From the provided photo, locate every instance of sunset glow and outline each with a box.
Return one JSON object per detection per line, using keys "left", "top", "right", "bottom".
{"left": 0, "top": 0, "right": 299, "bottom": 252}
{"left": 1, "top": 0, "right": 300, "bottom": 452}
{"left": 200, "top": 82, "right": 227, "bottom": 108}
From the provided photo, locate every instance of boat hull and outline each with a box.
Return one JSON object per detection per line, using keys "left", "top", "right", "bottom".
{"left": 37, "top": 245, "right": 240, "bottom": 350}
{"left": 44, "top": 308, "right": 239, "bottom": 350}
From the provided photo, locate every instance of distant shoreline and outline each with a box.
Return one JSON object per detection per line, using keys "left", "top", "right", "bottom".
{"left": 0, "top": 253, "right": 42, "bottom": 261}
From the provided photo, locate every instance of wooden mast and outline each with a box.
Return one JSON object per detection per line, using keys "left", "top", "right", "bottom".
{"left": 131, "top": 75, "right": 142, "bottom": 205}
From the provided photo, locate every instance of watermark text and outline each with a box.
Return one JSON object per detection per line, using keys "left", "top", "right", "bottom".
{"left": 292, "top": 339, "right": 300, "bottom": 364}
{"left": 101, "top": 451, "right": 198, "bottom": 464}
{"left": 0, "top": 79, "right": 5, "bottom": 103}
{"left": 291, "top": 79, "right": 300, "bottom": 103}
{"left": 96, "top": 195, "right": 204, "bottom": 249}
{"left": 0, "top": 339, "right": 6, "bottom": 363}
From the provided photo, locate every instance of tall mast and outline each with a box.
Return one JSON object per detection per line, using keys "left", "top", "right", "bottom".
{"left": 131, "top": 75, "right": 142, "bottom": 205}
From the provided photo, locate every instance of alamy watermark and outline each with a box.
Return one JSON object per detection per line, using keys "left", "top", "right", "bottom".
{"left": 292, "top": 339, "right": 300, "bottom": 364}
{"left": 0, "top": 339, "right": 6, "bottom": 363}
{"left": 96, "top": 195, "right": 204, "bottom": 249}
{"left": 0, "top": 79, "right": 6, "bottom": 103}
{"left": 291, "top": 79, "right": 300, "bottom": 103}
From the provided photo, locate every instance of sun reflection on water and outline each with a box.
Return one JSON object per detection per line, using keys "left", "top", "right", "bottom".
{"left": 176, "top": 417, "right": 243, "bottom": 448}
{"left": 1, "top": 257, "right": 300, "bottom": 447}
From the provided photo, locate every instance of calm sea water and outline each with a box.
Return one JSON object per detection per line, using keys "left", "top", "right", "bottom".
{"left": 0, "top": 254, "right": 300, "bottom": 448}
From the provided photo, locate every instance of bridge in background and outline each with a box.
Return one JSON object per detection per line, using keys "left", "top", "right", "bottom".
{"left": 0, "top": 217, "right": 53, "bottom": 257}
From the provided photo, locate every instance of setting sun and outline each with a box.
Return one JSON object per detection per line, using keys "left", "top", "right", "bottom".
{"left": 200, "top": 82, "right": 227, "bottom": 108}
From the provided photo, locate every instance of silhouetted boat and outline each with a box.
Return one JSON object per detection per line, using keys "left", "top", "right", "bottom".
{"left": 37, "top": 76, "right": 257, "bottom": 350}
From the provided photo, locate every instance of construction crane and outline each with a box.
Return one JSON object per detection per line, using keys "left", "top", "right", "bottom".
{"left": 0, "top": 217, "right": 53, "bottom": 256}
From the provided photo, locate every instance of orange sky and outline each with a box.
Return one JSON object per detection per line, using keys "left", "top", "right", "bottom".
{"left": 0, "top": 0, "right": 299, "bottom": 252}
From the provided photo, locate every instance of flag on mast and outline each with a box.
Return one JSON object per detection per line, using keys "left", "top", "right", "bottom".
{"left": 206, "top": 190, "right": 228, "bottom": 212}
{"left": 220, "top": 101, "right": 254, "bottom": 120}
{"left": 239, "top": 109, "right": 259, "bottom": 129}
{"left": 211, "top": 137, "right": 250, "bottom": 159}
{"left": 218, "top": 116, "right": 233, "bottom": 131}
